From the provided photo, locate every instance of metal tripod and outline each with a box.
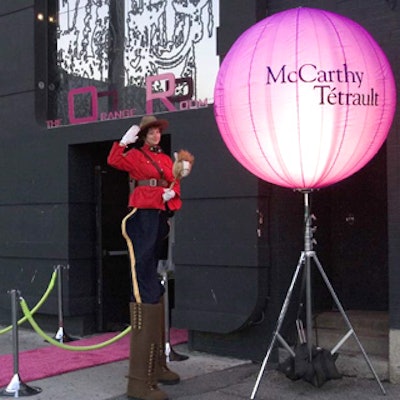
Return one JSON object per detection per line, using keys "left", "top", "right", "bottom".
{"left": 250, "top": 190, "right": 386, "bottom": 399}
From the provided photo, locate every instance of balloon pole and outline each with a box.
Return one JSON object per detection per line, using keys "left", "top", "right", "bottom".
{"left": 0, "top": 290, "right": 42, "bottom": 397}
{"left": 250, "top": 190, "right": 386, "bottom": 399}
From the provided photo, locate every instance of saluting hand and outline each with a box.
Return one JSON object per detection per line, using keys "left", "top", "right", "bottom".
{"left": 120, "top": 124, "right": 140, "bottom": 146}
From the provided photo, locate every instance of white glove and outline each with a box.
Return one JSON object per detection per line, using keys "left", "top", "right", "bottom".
{"left": 120, "top": 124, "right": 140, "bottom": 146}
{"left": 162, "top": 189, "right": 176, "bottom": 202}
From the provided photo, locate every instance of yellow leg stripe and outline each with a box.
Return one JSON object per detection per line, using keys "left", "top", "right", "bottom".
{"left": 121, "top": 208, "right": 142, "bottom": 304}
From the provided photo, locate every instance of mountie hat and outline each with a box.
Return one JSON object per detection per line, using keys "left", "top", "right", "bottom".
{"left": 138, "top": 115, "right": 169, "bottom": 138}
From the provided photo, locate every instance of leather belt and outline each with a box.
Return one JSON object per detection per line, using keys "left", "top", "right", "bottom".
{"left": 136, "top": 178, "right": 168, "bottom": 187}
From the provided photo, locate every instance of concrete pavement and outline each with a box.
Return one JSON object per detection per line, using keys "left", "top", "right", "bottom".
{"left": 1, "top": 327, "right": 400, "bottom": 399}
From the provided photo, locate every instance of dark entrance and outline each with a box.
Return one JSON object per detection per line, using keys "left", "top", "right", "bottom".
{"left": 69, "top": 141, "right": 131, "bottom": 332}
{"left": 95, "top": 153, "right": 131, "bottom": 331}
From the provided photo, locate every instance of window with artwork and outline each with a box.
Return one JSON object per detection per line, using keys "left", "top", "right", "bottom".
{"left": 36, "top": 0, "right": 219, "bottom": 127}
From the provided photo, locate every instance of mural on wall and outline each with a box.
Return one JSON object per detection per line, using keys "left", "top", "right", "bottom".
{"left": 48, "top": 0, "right": 219, "bottom": 127}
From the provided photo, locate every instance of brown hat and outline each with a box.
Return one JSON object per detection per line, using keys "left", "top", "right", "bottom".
{"left": 138, "top": 115, "right": 169, "bottom": 138}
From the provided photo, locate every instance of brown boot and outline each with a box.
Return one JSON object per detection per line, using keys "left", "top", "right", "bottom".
{"left": 157, "top": 297, "right": 180, "bottom": 385}
{"left": 127, "top": 302, "right": 168, "bottom": 400}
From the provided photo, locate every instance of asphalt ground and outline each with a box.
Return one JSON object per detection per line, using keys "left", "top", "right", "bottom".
{"left": 1, "top": 327, "right": 400, "bottom": 399}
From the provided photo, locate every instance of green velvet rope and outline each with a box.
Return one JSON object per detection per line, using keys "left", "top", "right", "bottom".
{"left": 0, "top": 269, "right": 58, "bottom": 335}
{"left": 19, "top": 297, "right": 131, "bottom": 351}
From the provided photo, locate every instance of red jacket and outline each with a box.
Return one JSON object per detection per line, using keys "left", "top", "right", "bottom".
{"left": 107, "top": 142, "right": 182, "bottom": 211}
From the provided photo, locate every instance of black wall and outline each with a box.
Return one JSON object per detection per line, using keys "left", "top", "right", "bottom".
{"left": 0, "top": 1, "right": 399, "bottom": 363}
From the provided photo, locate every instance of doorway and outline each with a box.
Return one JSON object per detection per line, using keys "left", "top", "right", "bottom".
{"left": 95, "top": 156, "right": 131, "bottom": 331}
{"left": 69, "top": 141, "right": 130, "bottom": 331}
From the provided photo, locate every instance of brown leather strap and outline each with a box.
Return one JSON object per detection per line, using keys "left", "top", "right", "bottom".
{"left": 136, "top": 179, "right": 168, "bottom": 187}
{"left": 138, "top": 148, "right": 165, "bottom": 179}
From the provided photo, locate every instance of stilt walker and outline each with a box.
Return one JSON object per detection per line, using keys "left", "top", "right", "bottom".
{"left": 107, "top": 116, "right": 194, "bottom": 400}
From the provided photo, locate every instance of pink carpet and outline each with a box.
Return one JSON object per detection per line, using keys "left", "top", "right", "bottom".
{"left": 0, "top": 328, "right": 188, "bottom": 387}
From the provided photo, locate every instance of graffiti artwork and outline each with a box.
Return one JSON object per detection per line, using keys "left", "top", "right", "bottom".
{"left": 47, "top": 0, "right": 218, "bottom": 127}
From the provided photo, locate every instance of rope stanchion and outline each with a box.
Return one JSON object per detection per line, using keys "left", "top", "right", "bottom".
{"left": 0, "top": 270, "right": 57, "bottom": 336}
{"left": 0, "top": 290, "right": 42, "bottom": 397}
{"left": 19, "top": 297, "right": 131, "bottom": 351}
{"left": 51, "top": 265, "right": 77, "bottom": 343}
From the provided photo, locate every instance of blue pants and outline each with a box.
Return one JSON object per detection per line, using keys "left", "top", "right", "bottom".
{"left": 124, "top": 208, "right": 168, "bottom": 304}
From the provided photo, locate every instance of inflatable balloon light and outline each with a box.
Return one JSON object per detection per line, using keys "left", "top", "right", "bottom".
{"left": 214, "top": 7, "right": 396, "bottom": 189}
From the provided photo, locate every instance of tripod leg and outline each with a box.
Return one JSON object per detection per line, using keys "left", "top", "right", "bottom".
{"left": 250, "top": 252, "right": 305, "bottom": 400}
{"left": 311, "top": 253, "right": 386, "bottom": 395}
{"left": 305, "top": 254, "right": 313, "bottom": 360}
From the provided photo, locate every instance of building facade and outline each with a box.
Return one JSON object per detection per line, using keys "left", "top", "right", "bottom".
{"left": 0, "top": 0, "right": 400, "bottom": 382}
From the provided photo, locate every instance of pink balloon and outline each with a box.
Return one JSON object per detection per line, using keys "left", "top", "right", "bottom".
{"left": 214, "top": 7, "right": 396, "bottom": 189}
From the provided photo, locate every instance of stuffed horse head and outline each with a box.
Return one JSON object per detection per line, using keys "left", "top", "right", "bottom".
{"left": 172, "top": 150, "right": 195, "bottom": 181}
